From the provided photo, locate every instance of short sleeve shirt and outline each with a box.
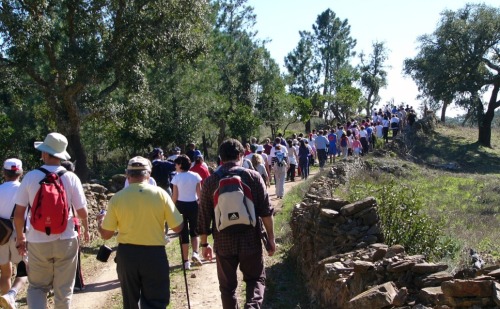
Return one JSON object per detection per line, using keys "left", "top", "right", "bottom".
{"left": 171, "top": 171, "right": 202, "bottom": 202}
{"left": 14, "top": 165, "right": 87, "bottom": 242}
{"left": 102, "top": 183, "right": 183, "bottom": 246}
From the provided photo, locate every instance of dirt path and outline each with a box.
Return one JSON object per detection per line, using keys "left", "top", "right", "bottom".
{"left": 62, "top": 171, "right": 317, "bottom": 309}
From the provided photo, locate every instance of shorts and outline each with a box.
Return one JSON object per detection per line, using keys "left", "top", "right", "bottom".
{"left": 0, "top": 235, "right": 23, "bottom": 265}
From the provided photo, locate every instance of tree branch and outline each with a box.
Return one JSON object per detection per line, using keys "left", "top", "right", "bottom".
{"left": 483, "top": 57, "right": 500, "bottom": 73}
{"left": 98, "top": 80, "right": 120, "bottom": 100}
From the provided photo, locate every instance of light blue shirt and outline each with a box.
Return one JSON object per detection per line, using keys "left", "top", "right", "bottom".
{"left": 314, "top": 135, "right": 329, "bottom": 150}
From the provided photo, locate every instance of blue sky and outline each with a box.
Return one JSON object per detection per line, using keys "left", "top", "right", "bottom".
{"left": 247, "top": 0, "right": 498, "bottom": 115}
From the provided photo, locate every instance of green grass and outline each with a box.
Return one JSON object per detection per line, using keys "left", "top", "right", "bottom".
{"left": 261, "top": 174, "right": 319, "bottom": 309}
{"left": 335, "top": 123, "right": 500, "bottom": 268}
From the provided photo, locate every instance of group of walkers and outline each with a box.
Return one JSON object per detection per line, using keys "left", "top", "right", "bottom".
{"left": 0, "top": 106, "right": 418, "bottom": 309}
{"left": 0, "top": 132, "right": 90, "bottom": 309}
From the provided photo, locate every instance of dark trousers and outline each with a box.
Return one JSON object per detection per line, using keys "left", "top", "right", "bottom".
{"left": 116, "top": 244, "right": 170, "bottom": 309}
{"left": 360, "top": 137, "right": 369, "bottom": 155}
{"left": 299, "top": 158, "right": 309, "bottom": 179}
{"left": 317, "top": 149, "right": 327, "bottom": 168}
{"left": 286, "top": 164, "right": 296, "bottom": 181}
{"left": 382, "top": 127, "right": 389, "bottom": 142}
{"left": 217, "top": 251, "right": 266, "bottom": 309}
{"left": 175, "top": 200, "right": 199, "bottom": 244}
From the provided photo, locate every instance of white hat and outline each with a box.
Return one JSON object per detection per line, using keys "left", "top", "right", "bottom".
{"left": 3, "top": 158, "right": 22, "bottom": 171}
{"left": 35, "top": 133, "right": 71, "bottom": 160}
{"left": 256, "top": 145, "right": 264, "bottom": 152}
{"left": 127, "top": 156, "right": 152, "bottom": 171}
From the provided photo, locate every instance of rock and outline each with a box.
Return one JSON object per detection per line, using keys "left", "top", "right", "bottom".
{"left": 387, "top": 260, "right": 416, "bottom": 273}
{"left": 412, "top": 263, "right": 448, "bottom": 274}
{"left": 418, "top": 286, "right": 445, "bottom": 306}
{"left": 444, "top": 296, "right": 495, "bottom": 308}
{"left": 371, "top": 245, "right": 388, "bottom": 262}
{"left": 384, "top": 244, "right": 405, "bottom": 258}
{"left": 348, "top": 281, "right": 398, "bottom": 309}
{"left": 441, "top": 279, "right": 495, "bottom": 297}
{"left": 353, "top": 261, "right": 374, "bottom": 273}
{"left": 393, "top": 287, "right": 408, "bottom": 306}
{"left": 416, "top": 271, "right": 453, "bottom": 288}
{"left": 340, "top": 197, "right": 377, "bottom": 216}
{"left": 320, "top": 208, "right": 339, "bottom": 219}
{"left": 494, "top": 282, "right": 500, "bottom": 307}
{"left": 319, "top": 197, "right": 349, "bottom": 211}
{"left": 488, "top": 268, "right": 500, "bottom": 278}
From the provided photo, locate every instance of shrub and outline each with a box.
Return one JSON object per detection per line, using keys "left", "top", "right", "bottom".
{"left": 348, "top": 179, "right": 460, "bottom": 261}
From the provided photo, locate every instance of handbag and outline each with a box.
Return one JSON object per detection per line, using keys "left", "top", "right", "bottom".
{"left": 0, "top": 207, "right": 16, "bottom": 246}
{"left": 0, "top": 217, "right": 13, "bottom": 246}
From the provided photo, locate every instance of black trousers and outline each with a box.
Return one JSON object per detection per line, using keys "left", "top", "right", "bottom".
{"left": 116, "top": 244, "right": 170, "bottom": 309}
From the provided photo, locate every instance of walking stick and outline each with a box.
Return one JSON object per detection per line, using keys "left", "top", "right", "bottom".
{"left": 179, "top": 236, "right": 191, "bottom": 309}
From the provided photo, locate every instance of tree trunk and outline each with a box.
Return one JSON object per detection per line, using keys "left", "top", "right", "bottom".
{"left": 305, "top": 119, "right": 311, "bottom": 133}
{"left": 440, "top": 100, "right": 450, "bottom": 123}
{"left": 66, "top": 131, "right": 89, "bottom": 181}
{"left": 478, "top": 83, "right": 500, "bottom": 147}
{"left": 202, "top": 133, "right": 209, "bottom": 161}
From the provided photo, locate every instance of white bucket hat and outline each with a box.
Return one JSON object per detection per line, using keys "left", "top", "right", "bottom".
{"left": 35, "top": 132, "right": 71, "bottom": 160}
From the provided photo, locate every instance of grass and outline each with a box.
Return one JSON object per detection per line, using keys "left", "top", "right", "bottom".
{"left": 261, "top": 173, "right": 320, "bottom": 309}
{"left": 335, "top": 123, "right": 500, "bottom": 268}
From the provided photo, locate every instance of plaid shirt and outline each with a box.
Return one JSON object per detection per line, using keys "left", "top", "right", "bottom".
{"left": 198, "top": 162, "right": 273, "bottom": 255}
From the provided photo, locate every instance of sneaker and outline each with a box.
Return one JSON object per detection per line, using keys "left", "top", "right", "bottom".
{"left": 0, "top": 292, "right": 16, "bottom": 309}
{"left": 184, "top": 261, "right": 191, "bottom": 270}
{"left": 191, "top": 252, "right": 203, "bottom": 266}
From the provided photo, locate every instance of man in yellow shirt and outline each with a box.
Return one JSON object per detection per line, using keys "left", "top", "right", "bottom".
{"left": 98, "top": 156, "right": 183, "bottom": 309}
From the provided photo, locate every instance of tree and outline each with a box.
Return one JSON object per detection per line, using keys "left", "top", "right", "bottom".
{"left": 359, "top": 41, "right": 389, "bottom": 116}
{"left": 285, "top": 34, "right": 320, "bottom": 132}
{"left": 311, "top": 9, "right": 356, "bottom": 118}
{"left": 0, "top": 0, "right": 210, "bottom": 179}
{"left": 207, "top": 0, "right": 266, "bottom": 144}
{"left": 404, "top": 4, "right": 500, "bottom": 146}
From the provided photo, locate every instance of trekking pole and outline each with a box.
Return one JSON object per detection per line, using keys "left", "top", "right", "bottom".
{"left": 179, "top": 236, "right": 191, "bottom": 309}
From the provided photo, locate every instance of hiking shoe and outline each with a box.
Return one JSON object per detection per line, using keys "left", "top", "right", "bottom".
{"left": 0, "top": 292, "right": 16, "bottom": 309}
{"left": 191, "top": 252, "right": 203, "bottom": 266}
{"left": 184, "top": 261, "right": 191, "bottom": 270}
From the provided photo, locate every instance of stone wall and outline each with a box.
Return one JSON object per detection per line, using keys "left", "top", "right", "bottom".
{"left": 82, "top": 183, "right": 112, "bottom": 241}
{"left": 290, "top": 163, "right": 500, "bottom": 308}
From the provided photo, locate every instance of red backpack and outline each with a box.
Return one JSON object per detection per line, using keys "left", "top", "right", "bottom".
{"left": 30, "top": 168, "right": 69, "bottom": 235}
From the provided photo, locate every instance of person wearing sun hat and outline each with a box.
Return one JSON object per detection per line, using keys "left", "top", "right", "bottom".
{"left": 0, "top": 158, "right": 28, "bottom": 309}
{"left": 13, "top": 132, "right": 89, "bottom": 309}
{"left": 97, "top": 156, "right": 183, "bottom": 308}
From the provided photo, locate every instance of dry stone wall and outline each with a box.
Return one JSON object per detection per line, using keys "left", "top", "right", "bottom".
{"left": 290, "top": 162, "right": 500, "bottom": 308}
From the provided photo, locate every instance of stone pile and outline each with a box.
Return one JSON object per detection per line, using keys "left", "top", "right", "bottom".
{"left": 290, "top": 163, "right": 500, "bottom": 308}
{"left": 82, "top": 183, "right": 112, "bottom": 240}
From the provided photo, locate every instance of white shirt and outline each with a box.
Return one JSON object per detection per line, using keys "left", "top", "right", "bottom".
{"left": 269, "top": 146, "right": 288, "bottom": 160}
{"left": 124, "top": 177, "right": 157, "bottom": 188}
{"left": 171, "top": 171, "right": 201, "bottom": 202}
{"left": 0, "top": 181, "right": 20, "bottom": 219}
{"left": 14, "top": 165, "right": 87, "bottom": 243}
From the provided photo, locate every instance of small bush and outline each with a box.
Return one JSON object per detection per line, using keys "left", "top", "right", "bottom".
{"left": 347, "top": 180, "right": 460, "bottom": 261}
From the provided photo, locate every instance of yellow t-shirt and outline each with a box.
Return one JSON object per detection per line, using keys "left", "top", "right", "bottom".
{"left": 102, "top": 183, "right": 183, "bottom": 246}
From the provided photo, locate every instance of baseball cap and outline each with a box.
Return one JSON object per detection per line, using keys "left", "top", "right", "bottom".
{"left": 193, "top": 150, "right": 203, "bottom": 159}
{"left": 174, "top": 147, "right": 181, "bottom": 153}
{"left": 151, "top": 148, "right": 163, "bottom": 157}
{"left": 127, "top": 156, "right": 152, "bottom": 171}
{"left": 3, "top": 158, "right": 22, "bottom": 171}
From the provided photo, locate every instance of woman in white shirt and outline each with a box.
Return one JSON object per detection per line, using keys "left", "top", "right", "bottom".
{"left": 171, "top": 155, "right": 202, "bottom": 270}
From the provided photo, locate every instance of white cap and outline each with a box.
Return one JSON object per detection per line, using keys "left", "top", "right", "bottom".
{"left": 3, "top": 158, "right": 22, "bottom": 171}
